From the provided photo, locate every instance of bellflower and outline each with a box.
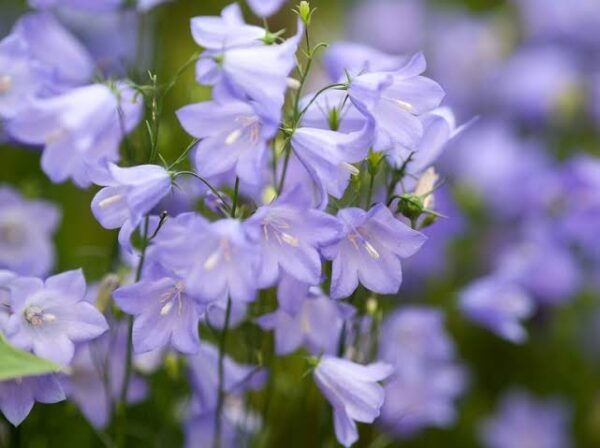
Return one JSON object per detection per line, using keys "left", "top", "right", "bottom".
{"left": 348, "top": 53, "right": 445, "bottom": 153}
{"left": 313, "top": 356, "right": 393, "bottom": 447}
{"left": 113, "top": 275, "right": 204, "bottom": 354}
{"left": 5, "top": 269, "right": 108, "bottom": 365}
{"left": 257, "top": 289, "right": 353, "bottom": 355}
{"left": 177, "top": 96, "right": 277, "bottom": 185}
{"left": 0, "top": 375, "right": 65, "bottom": 426}
{"left": 479, "top": 390, "right": 572, "bottom": 448}
{"left": 150, "top": 214, "right": 261, "bottom": 304}
{"left": 91, "top": 163, "right": 171, "bottom": 249}
{"left": 322, "top": 204, "right": 426, "bottom": 299}
{"left": 0, "top": 34, "right": 48, "bottom": 119}
{"left": 459, "top": 276, "right": 535, "bottom": 343}
{"left": 244, "top": 187, "right": 342, "bottom": 286}
{"left": 247, "top": 0, "right": 286, "bottom": 18}
{"left": 0, "top": 187, "right": 60, "bottom": 277}
{"left": 6, "top": 82, "right": 143, "bottom": 187}
{"left": 188, "top": 342, "right": 267, "bottom": 413}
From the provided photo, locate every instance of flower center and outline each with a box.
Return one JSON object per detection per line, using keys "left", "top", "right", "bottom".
{"left": 0, "top": 220, "right": 25, "bottom": 246}
{"left": 45, "top": 128, "right": 67, "bottom": 145}
{"left": 0, "top": 75, "right": 12, "bottom": 94}
{"left": 98, "top": 194, "right": 124, "bottom": 209}
{"left": 224, "top": 116, "right": 262, "bottom": 146}
{"left": 262, "top": 217, "right": 299, "bottom": 247}
{"left": 348, "top": 230, "right": 380, "bottom": 259}
{"left": 24, "top": 305, "right": 56, "bottom": 326}
{"left": 159, "top": 281, "right": 186, "bottom": 316}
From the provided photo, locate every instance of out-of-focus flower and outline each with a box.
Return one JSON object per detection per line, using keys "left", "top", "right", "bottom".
{"left": 247, "top": 0, "right": 286, "bottom": 18}
{"left": 322, "top": 204, "right": 426, "bottom": 299}
{"left": 0, "top": 187, "right": 60, "bottom": 277}
{"left": 5, "top": 269, "right": 108, "bottom": 365}
{"left": 0, "top": 270, "right": 15, "bottom": 330}
{"left": 459, "top": 276, "right": 534, "bottom": 343}
{"left": 313, "top": 356, "right": 393, "bottom": 447}
{"left": 479, "top": 389, "right": 572, "bottom": 448}
{"left": 0, "top": 375, "right": 65, "bottom": 426}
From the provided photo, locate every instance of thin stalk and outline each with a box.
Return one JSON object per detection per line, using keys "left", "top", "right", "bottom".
{"left": 213, "top": 297, "right": 232, "bottom": 448}
{"left": 366, "top": 170, "right": 375, "bottom": 209}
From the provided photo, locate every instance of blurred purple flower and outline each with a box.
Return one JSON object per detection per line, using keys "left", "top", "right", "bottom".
{"left": 6, "top": 269, "right": 108, "bottom": 365}
{"left": 0, "top": 270, "right": 16, "bottom": 330}
{"left": 313, "top": 356, "right": 393, "bottom": 447}
{"left": 0, "top": 187, "right": 60, "bottom": 277}
{"left": 0, "top": 375, "right": 65, "bottom": 426}
{"left": 247, "top": 0, "right": 286, "bottom": 18}
{"left": 479, "top": 389, "right": 572, "bottom": 448}
{"left": 322, "top": 204, "right": 426, "bottom": 299}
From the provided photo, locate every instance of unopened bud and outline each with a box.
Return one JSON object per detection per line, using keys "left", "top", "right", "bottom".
{"left": 262, "top": 185, "right": 277, "bottom": 205}
{"left": 397, "top": 193, "right": 425, "bottom": 222}
{"left": 297, "top": 1, "right": 313, "bottom": 26}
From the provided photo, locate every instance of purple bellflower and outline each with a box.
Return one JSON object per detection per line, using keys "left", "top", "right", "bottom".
{"left": 5, "top": 269, "right": 109, "bottom": 365}
{"left": 459, "top": 276, "right": 535, "bottom": 343}
{"left": 322, "top": 204, "right": 426, "bottom": 299}
{"left": 0, "top": 375, "right": 65, "bottom": 426}
{"left": 245, "top": 187, "right": 342, "bottom": 287}
{"left": 177, "top": 96, "right": 277, "bottom": 185}
{"left": 313, "top": 356, "right": 393, "bottom": 447}
{"left": 348, "top": 53, "right": 445, "bottom": 154}
{"left": 479, "top": 389, "right": 572, "bottom": 448}
{"left": 246, "top": 0, "right": 286, "bottom": 18}
{"left": 6, "top": 83, "right": 143, "bottom": 187}
{"left": 113, "top": 273, "right": 204, "bottom": 355}
{"left": 0, "top": 187, "right": 60, "bottom": 277}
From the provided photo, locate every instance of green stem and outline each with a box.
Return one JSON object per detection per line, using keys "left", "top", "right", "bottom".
{"left": 366, "top": 170, "right": 375, "bottom": 209}
{"left": 231, "top": 177, "right": 240, "bottom": 217}
{"left": 213, "top": 297, "right": 233, "bottom": 448}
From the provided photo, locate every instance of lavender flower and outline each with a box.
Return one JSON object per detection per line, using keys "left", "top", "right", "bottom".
{"left": 459, "top": 276, "right": 535, "bottom": 343}
{"left": 5, "top": 269, "right": 108, "bottom": 365}
{"left": 0, "top": 270, "right": 15, "bottom": 330}
{"left": 6, "top": 83, "right": 143, "bottom": 187}
{"left": 322, "top": 204, "right": 426, "bottom": 299}
{"left": 0, "top": 375, "right": 65, "bottom": 426}
{"left": 479, "top": 389, "right": 572, "bottom": 448}
{"left": 177, "top": 96, "right": 277, "bottom": 185}
{"left": 0, "top": 187, "right": 60, "bottom": 277}
{"left": 313, "top": 356, "right": 393, "bottom": 447}
{"left": 245, "top": 187, "right": 342, "bottom": 286}
{"left": 113, "top": 275, "right": 204, "bottom": 354}
{"left": 348, "top": 53, "right": 445, "bottom": 153}
{"left": 246, "top": 0, "right": 286, "bottom": 18}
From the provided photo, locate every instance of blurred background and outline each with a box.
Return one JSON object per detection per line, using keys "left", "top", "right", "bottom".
{"left": 2, "top": 0, "right": 600, "bottom": 446}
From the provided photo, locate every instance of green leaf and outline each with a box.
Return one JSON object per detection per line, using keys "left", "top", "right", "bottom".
{"left": 0, "top": 334, "right": 61, "bottom": 381}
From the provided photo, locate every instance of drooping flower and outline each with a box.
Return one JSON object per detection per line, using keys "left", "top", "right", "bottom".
{"left": 244, "top": 187, "right": 342, "bottom": 286}
{"left": 150, "top": 214, "right": 261, "bottom": 304}
{"left": 459, "top": 275, "right": 535, "bottom": 343}
{"left": 113, "top": 274, "right": 204, "bottom": 354}
{"left": 0, "top": 374, "right": 65, "bottom": 426}
{"left": 177, "top": 96, "right": 277, "bottom": 185}
{"left": 479, "top": 389, "right": 572, "bottom": 448}
{"left": 257, "top": 288, "right": 353, "bottom": 355}
{"left": 5, "top": 269, "right": 109, "bottom": 365}
{"left": 0, "top": 186, "right": 60, "bottom": 277}
{"left": 348, "top": 53, "right": 445, "bottom": 153}
{"left": 313, "top": 356, "right": 393, "bottom": 447}
{"left": 246, "top": 0, "right": 286, "bottom": 18}
{"left": 90, "top": 163, "right": 171, "bottom": 249}
{"left": 187, "top": 342, "right": 267, "bottom": 413}
{"left": 6, "top": 82, "right": 143, "bottom": 187}
{"left": 322, "top": 204, "right": 426, "bottom": 299}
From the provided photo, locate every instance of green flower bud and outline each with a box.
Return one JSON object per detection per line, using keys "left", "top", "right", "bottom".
{"left": 397, "top": 193, "right": 424, "bottom": 222}
{"left": 297, "top": 1, "right": 313, "bottom": 26}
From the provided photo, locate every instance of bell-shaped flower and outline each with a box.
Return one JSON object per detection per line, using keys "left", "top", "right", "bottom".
{"left": 244, "top": 187, "right": 342, "bottom": 287}
{"left": 322, "top": 204, "right": 426, "bottom": 299}
{"left": 5, "top": 269, "right": 109, "bottom": 365}
{"left": 348, "top": 52, "right": 445, "bottom": 153}
{"left": 257, "top": 289, "right": 353, "bottom": 355}
{"left": 150, "top": 214, "right": 261, "bottom": 304}
{"left": 113, "top": 270, "right": 204, "bottom": 355}
{"left": 290, "top": 122, "right": 373, "bottom": 208}
{"left": 187, "top": 342, "right": 267, "bottom": 413}
{"left": 313, "top": 356, "right": 393, "bottom": 447}
{"left": 459, "top": 275, "right": 535, "bottom": 343}
{"left": 6, "top": 82, "right": 143, "bottom": 187}
{"left": 191, "top": 3, "right": 265, "bottom": 51}
{"left": 0, "top": 374, "right": 65, "bottom": 426}
{"left": 247, "top": 0, "right": 286, "bottom": 18}
{"left": 91, "top": 163, "right": 172, "bottom": 249}
{"left": 0, "top": 186, "right": 60, "bottom": 277}
{"left": 0, "top": 34, "right": 49, "bottom": 119}
{"left": 177, "top": 96, "right": 277, "bottom": 185}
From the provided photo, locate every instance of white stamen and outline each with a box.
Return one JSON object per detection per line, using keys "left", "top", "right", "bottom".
{"left": 287, "top": 77, "right": 301, "bottom": 90}
{"left": 160, "top": 301, "right": 174, "bottom": 316}
{"left": 225, "top": 128, "right": 243, "bottom": 145}
{"left": 281, "top": 232, "right": 299, "bottom": 247}
{"left": 0, "top": 75, "right": 12, "bottom": 94}
{"left": 395, "top": 99, "right": 414, "bottom": 111}
{"left": 364, "top": 241, "right": 380, "bottom": 259}
{"left": 43, "top": 313, "right": 57, "bottom": 323}
{"left": 98, "top": 194, "right": 124, "bottom": 209}
{"left": 341, "top": 162, "right": 360, "bottom": 176}
{"left": 203, "top": 250, "right": 221, "bottom": 271}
